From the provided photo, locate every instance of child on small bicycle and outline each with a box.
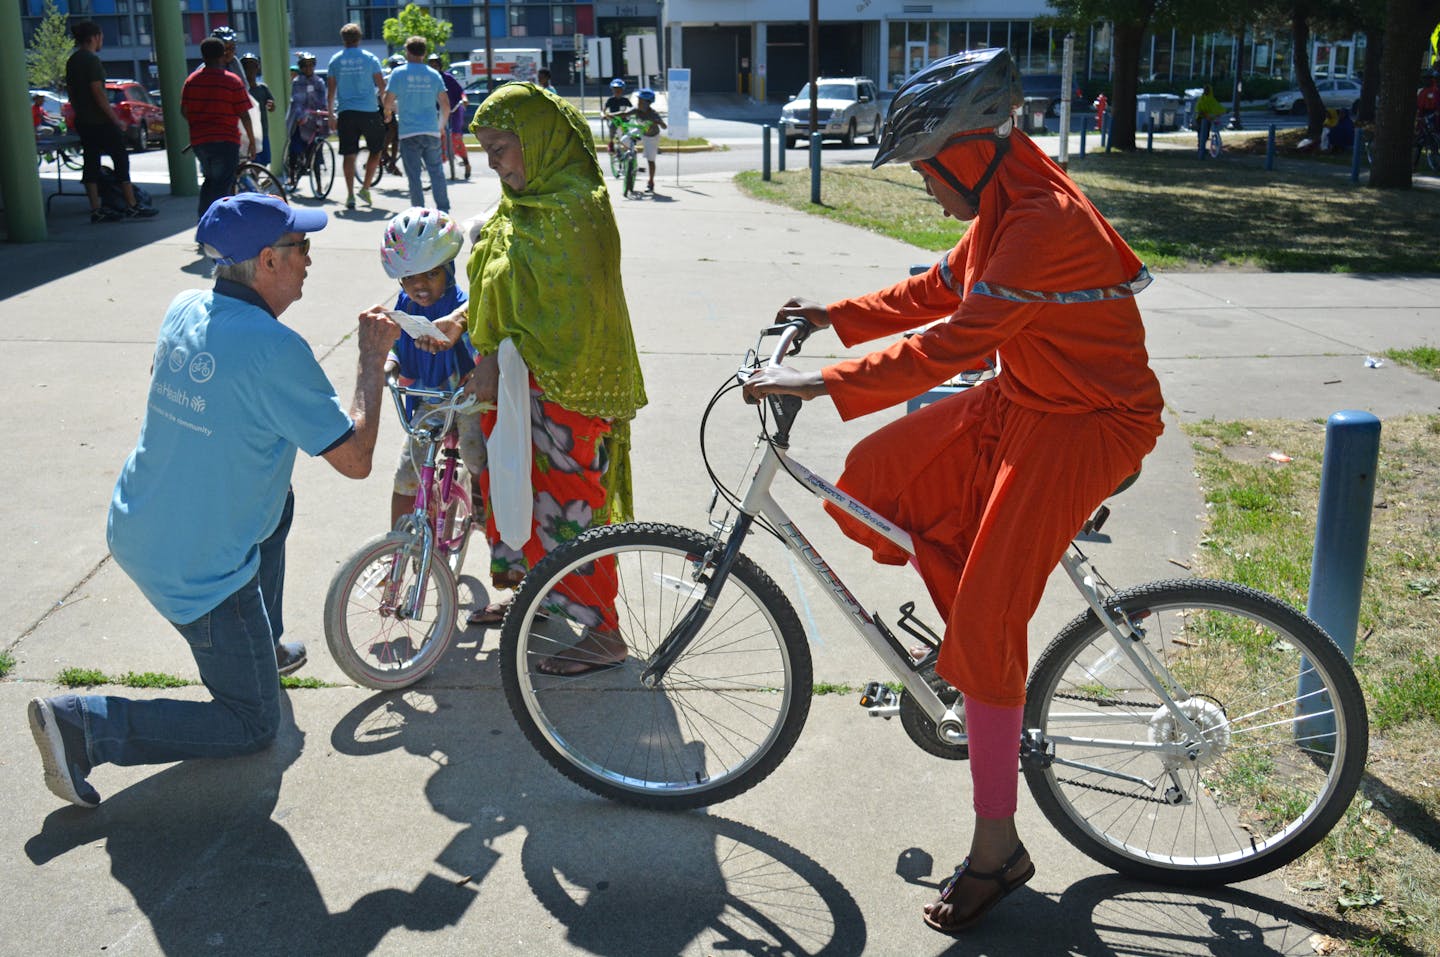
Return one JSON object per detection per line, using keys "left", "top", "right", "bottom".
{"left": 379, "top": 208, "right": 488, "bottom": 567}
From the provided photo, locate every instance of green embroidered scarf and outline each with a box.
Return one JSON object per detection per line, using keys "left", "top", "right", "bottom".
{"left": 467, "top": 83, "right": 647, "bottom": 521}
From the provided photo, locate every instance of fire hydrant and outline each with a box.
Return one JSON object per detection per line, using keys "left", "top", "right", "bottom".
{"left": 1093, "top": 93, "right": 1108, "bottom": 131}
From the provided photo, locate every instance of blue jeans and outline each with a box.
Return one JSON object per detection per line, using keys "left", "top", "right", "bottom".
{"left": 1197, "top": 117, "right": 1214, "bottom": 159}
{"left": 75, "top": 490, "right": 293, "bottom": 768}
{"left": 193, "top": 140, "right": 239, "bottom": 221}
{"left": 399, "top": 134, "right": 449, "bottom": 211}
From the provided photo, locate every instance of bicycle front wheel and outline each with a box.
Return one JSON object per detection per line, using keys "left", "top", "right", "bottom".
{"left": 1023, "top": 579, "right": 1367, "bottom": 886}
{"left": 500, "top": 522, "right": 813, "bottom": 810}
{"left": 323, "top": 531, "right": 459, "bottom": 689}
{"left": 310, "top": 139, "right": 336, "bottom": 198}
{"left": 234, "top": 162, "right": 286, "bottom": 200}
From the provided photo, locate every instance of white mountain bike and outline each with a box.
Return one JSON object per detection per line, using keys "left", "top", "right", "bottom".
{"left": 499, "top": 320, "right": 1367, "bottom": 886}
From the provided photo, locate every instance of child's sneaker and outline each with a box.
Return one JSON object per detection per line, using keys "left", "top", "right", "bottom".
{"left": 28, "top": 696, "right": 100, "bottom": 808}
{"left": 345, "top": 195, "right": 356, "bottom": 210}
{"left": 357, "top": 185, "right": 372, "bottom": 205}
{"left": 124, "top": 205, "right": 158, "bottom": 219}
{"left": 91, "top": 207, "right": 122, "bottom": 224}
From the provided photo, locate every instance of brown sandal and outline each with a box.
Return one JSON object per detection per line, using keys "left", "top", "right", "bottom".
{"left": 535, "top": 627, "right": 628, "bottom": 677}
{"left": 921, "top": 842, "right": 1034, "bottom": 936}
{"left": 466, "top": 595, "right": 513, "bottom": 627}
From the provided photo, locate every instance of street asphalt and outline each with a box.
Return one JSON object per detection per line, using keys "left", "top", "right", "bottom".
{"left": 2, "top": 133, "right": 1439, "bottom": 956}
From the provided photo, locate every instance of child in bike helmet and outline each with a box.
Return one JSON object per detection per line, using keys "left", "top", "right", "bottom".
{"left": 631, "top": 87, "right": 667, "bottom": 193}
{"left": 379, "top": 207, "right": 488, "bottom": 537}
{"left": 602, "top": 78, "right": 632, "bottom": 150}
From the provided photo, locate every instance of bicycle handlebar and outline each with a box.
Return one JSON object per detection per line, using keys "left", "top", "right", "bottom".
{"left": 385, "top": 375, "right": 481, "bottom": 440}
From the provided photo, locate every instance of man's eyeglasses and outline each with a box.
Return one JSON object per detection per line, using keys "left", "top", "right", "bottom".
{"left": 272, "top": 237, "right": 310, "bottom": 256}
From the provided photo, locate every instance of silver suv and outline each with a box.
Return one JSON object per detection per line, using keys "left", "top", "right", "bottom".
{"left": 779, "top": 77, "right": 883, "bottom": 148}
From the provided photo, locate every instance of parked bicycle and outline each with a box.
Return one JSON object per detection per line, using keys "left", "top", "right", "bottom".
{"left": 323, "top": 379, "right": 480, "bottom": 689}
{"left": 284, "top": 110, "right": 336, "bottom": 199}
{"left": 234, "top": 161, "right": 286, "bottom": 200}
{"left": 499, "top": 319, "right": 1368, "bottom": 887}
{"left": 609, "top": 116, "right": 644, "bottom": 197}
{"left": 1413, "top": 113, "right": 1440, "bottom": 172}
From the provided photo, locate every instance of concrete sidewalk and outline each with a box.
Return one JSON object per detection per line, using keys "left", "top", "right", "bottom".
{"left": 2, "top": 162, "right": 1439, "bottom": 955}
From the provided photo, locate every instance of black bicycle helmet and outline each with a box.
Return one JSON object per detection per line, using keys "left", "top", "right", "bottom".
{"left": 211, "top": 26, "right": 237, "bottom": 43}
{"left": 296, "top": 51, "right": 317, "bottom": 66}
{"left": 872, "top": 48, "right": 1022, "bottom": 168}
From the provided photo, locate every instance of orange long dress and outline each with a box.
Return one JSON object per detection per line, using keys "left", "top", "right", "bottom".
{"left": 818, "top": 131, "right": 1165, "bottom": 708}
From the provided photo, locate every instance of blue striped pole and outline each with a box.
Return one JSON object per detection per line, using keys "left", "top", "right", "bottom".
{"left": 762, "top": 124, "right": 772, "bottom": 181}
{"left": 1297, "top": 410, "right": 1380, "bottom": 751}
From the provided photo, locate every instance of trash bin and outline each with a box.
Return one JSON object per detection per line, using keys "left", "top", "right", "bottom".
{"left": 1021, "top": 96, "right": 1049, "bottom": 134}
{"left": 1155, "top": 93, "right": 1180, "bottom": 130}
{"left": 1177, "top": 95, "right": 1196, "bottom": 131}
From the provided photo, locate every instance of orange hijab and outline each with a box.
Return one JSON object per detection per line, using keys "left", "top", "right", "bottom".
{"left": 934, "top": 130, "right": 1146, "bottom": 297}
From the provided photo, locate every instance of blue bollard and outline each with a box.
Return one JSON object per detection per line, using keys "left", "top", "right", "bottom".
{"left": 810, "top": 132, "right": 822, "bottom": 204}
{"left": 762, "top": 124, "right": 772, "bottom": 181}
{"left": 1079, "top": 124, "right": 1087, "bottom": 158}
{"left": 1102, "top": 113, "right": 1111, "bottom": 151}
{"left": 1146, "top": 126, "right": 1154, "bottom": 153}
{"left": 1297, "top": 410, "right": 1381, "bottom": 751}
{"left": 1351, "top": 127, "right": 1363, "bottom": 184}
{"left": 778, "top": 123, "right": 787, "bottom": 172}
{"left": 1266, "top": 125, "right": 1276, "bottom": 171}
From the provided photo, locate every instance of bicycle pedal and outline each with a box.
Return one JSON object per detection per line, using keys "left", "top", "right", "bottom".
{"left": 858, "top": 681, "right": 901, "bottom": 718}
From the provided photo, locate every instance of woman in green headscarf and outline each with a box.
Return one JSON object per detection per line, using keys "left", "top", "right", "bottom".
{"left": 425, "top": 83, "right": 646, "bottom": 663}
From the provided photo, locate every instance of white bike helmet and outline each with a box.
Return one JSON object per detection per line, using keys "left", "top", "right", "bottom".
{"left": 380, "top": 207, "right": 463, "bottom": 279}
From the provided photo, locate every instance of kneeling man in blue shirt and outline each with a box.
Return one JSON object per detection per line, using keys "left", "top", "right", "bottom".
{"left": 29, "top": 193, "right": 399, "bottom": 808}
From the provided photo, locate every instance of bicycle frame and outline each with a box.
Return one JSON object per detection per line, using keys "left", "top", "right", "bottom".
{"left": 384, "top": 380, "right": 475, "bottom": 618}
{"left": 645, "top": 322, "right": 1212, "bottom": 776}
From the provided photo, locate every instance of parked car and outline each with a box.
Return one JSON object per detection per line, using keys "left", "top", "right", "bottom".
{"left": 62, "top": 80, "right": 164, "bottom": 150}
{"left": 778, "top": 77, "right": 882, "bottom": 148}
{"left": 1269, "top": 77, "right": 1361, "bottom": 115}
{"left": 1020, "top": 73, "right": 1087, "bottom": 118}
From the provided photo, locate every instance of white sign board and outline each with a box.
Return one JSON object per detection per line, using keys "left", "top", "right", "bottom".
{"left": 666, "top": 68, "right": 691, "bottom": 140}
{"left": 623, "top": 33, "right": 659, "bottom": 83}
{"left": 586, "top": 37, "right": 613, "bottom": 80}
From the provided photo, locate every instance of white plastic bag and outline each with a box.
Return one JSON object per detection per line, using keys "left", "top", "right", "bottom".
{"left": 490, "top": 338, "right": 532, "bottom": 549}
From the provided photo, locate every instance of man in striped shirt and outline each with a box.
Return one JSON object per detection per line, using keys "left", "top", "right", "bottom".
{"left": 182, "top": 37, "right": 256, "bottom": 221}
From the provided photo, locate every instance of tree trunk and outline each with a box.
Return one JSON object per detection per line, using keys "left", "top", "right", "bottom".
{"left": 1370, "top": 0, "right": 1438, "bottom": 187}
{"left": 1108, "top": 21, "right": 1147, "bottom": 151}
{"left": 1292, "top": 13, "right": 1326, "bottom": 142}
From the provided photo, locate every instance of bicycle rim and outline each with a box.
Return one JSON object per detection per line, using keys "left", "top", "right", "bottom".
{"left": 323, "top": 531, "right": 458, "bottom": 689}
{"left": 438, "top": 475, "right": 473, "bottom": 577}
{"left": 236, "top": 163, "right": 286, "bottom": 201}
{"left": 311, "top": 140, "right": 335, "bottom": 198}
{"left": 1024, "top": 579, "right": 1367, "bottom": 886}
{"left": 500, "top": 522, "right": 813, "bottom": 810}
{"left": 624, "top": 155, "right": 637, "bottom": 196}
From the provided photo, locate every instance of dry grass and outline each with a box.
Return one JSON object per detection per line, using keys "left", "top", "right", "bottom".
{"left": 1187, "top": 415, "right": 1440, "bottom": 955}
{"left": 736, "top": 152, "right": 1440, "bottom": 273}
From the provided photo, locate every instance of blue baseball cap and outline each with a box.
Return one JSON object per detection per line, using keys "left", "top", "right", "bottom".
{"left": 196, "top": 193, "right": 327, "bottom": 265}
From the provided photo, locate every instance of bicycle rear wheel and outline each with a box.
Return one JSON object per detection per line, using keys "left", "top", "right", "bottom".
{"left": 359, "top": 147, "right": 384, "bottom": 187}
{"left": 500, "top": 522, "right": 813, "bottom": 810}
{"left": 323, "top": 531, "right": 459, "bottom": 689}
{"left": 310, "top": 139, "right": 336, "bottom": 199}
{"left": 59, "top": 147, "right": 83, "bottom": 171}
{"left": 234, "top": 161, "right": 286, "bottom": 200}
{"left": 1023, "top": 579, "right": 1367, "bottom": 886}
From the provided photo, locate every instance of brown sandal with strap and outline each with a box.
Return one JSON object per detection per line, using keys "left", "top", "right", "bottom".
{"left": 921, "top": 842, "right": 1034, "bottom": 936}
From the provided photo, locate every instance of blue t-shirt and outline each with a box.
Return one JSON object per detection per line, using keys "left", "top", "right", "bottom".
{"left": 386, "top": 62, "right": 445, "bottom": 138}
{"left": 328, "top": 47, "right": 383, "bottom": 113}
{"left": 108, "top": 283, "right": 353, "bottom": 623}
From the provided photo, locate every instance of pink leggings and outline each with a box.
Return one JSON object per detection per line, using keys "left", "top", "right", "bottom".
{"left": 966, "top": 697, "right": 1023, "bottom": 818}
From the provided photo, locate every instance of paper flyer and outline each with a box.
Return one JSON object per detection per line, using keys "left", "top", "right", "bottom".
{"left": 386, "top": 309, "right": 445, "bottom": 342}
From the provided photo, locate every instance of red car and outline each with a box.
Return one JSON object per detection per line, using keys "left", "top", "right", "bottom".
{"left": 62, "top": 80, "right": 165, "bottom": 151}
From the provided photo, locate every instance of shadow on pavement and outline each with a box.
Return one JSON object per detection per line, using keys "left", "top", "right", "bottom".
{"left": 23, "top": 695, "right": 475, "bottom": 954}
{"left": 332, "top": 688, "right": 868, "bottom": 955}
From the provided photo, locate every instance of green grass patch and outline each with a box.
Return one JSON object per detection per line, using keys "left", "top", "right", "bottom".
{"left": 812, "top": 681, "right": 860, "bottom": 696}
{"left": 57, "top": 667, "right": 108, "bottom": 687}
{"left": 0, "top": 650, "right": 14, "bottom": 678}
{"left": 118, "top": 671, "right": 191, "bottom": 689}
{"left": 1386, "top": 346, "right": 1440, "bottom": 380}
{"left": 1187, "top": 415, "right": 1440, "bottom": 954}
{"left": 281, "top": 675, "right": 334, "bottom": 689}
{"left": 735, "top": 151, "right": 1440, "bottom": 272}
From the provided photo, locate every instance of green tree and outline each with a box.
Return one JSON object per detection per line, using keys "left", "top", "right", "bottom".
{"left": 382, "top": 3, "right": 453, "bottom": 58}
{"left": 26, "top": 0, "right": 71, "bottom": 91}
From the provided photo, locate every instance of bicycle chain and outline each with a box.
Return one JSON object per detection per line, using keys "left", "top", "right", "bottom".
{"left": 1054, "top": 775, "right": 1173, "bottom": 805}
{"left": 1053, "top": 690, "right": 1160, "bottom": 709}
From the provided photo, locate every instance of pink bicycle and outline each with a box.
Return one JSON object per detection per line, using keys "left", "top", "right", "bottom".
{"left": 323, "top": 378, "right": 478, "bottom": 688}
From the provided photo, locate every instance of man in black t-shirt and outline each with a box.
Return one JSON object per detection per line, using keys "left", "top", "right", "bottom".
{"left": 65, "top": 20, "right": 155, "bottom": 223}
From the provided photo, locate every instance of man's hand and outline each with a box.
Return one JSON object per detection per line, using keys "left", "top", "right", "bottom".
{"left": 358, "top": 305, "right": 401, "bottom": 360}
{"left": 742, "top": 364, "right": 827, "bottom": 402}
{"left": 775, "top": 297, "right": 832, "bottom": 329}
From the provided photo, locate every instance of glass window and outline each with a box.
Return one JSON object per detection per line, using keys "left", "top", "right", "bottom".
{"left": 967, "top": 22, "right": 988, "bottom": 50}
{"left": 928, "top": 21, "right": 946, "bottom": 61}
{"left": 552, "top": 5, "right": 575, "bottom": 36}
{"left": 948, "top": 22, "right": 967, "bottom": 55}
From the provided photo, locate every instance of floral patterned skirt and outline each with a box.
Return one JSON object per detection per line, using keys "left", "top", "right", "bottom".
{"left": 479, "top": 381, "right": 618, "bottom": 629}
